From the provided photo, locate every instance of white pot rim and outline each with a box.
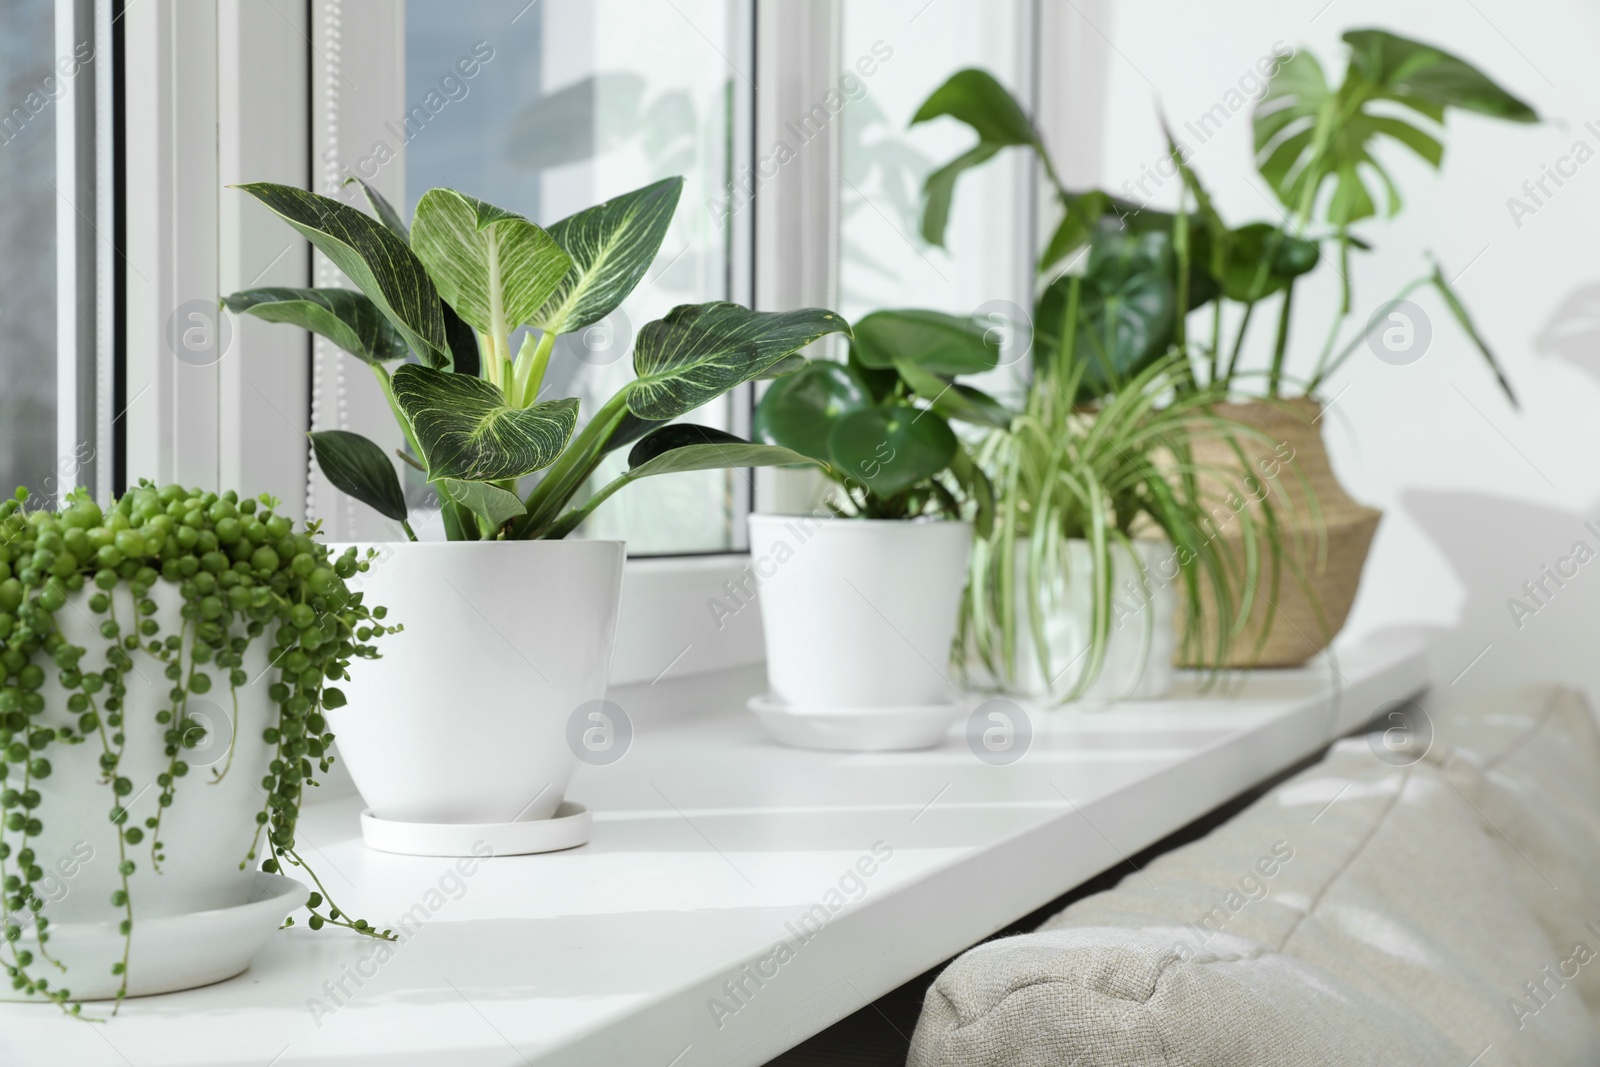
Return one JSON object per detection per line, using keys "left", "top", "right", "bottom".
{"left": 329, "top": 538, "right": 626, "bottom": 551}
{"left": 748, "top": 514, "right": 971, "bottom": 531}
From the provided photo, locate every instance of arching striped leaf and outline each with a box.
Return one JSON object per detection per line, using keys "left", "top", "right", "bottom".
{"left": 410, "top": 189, "right": 573, "bottom": 335}
{"left": 438, "top": 478, "right": 526, "bottom": 529}
{"left": 309, "top": 430, "right": 408, "bottom": 522}
{"left": 224, "top": 287, "right": 409, "bottom": 365}
{"left": 628, "top": 302, "right": 851, "bottom": 421}
{"left": 392, "top": 364, "right": 578, "bottom": 481}
{"left": 534, "top": 176, "right": 683, "bottom": 334}
{"left": 233, "top": 183, "right": 448, "bottom": 366}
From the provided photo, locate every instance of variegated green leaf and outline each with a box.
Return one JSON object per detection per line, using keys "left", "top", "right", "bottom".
{"left": 628, "top": 302, "right": 851, "bottom": 421}
{"left": 344, "top": 176, "right": 410, "bottom": 239}
{"left": 392, "top": 363, "right": 578, "bottom": 481}
{"left": 223, "top": 287, "right": 409, "bottom": 365}
{"left": 626, "top": 423, "right": 813, "bottom": 478}
{"left": 438, "top": 478, "right": 526, "bottom": 529}
{"left": 410, "top": 188, "right": 573, "bottom": 335}
{"left": 233, "top": 182, "right": 448, "bottom": 366}
{"left": 534, "top": 176, "right": 682, "bottom": 335}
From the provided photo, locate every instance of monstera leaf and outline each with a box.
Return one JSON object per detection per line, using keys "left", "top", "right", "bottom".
{"left": 309, "top": 430, "right": 408, "bottom": 523}
{"left": 534, "top": 176, "right": 682, "bottom": 335}
{"left": 392, "top": 364, "right": 578, "bottom": 481}
{"left": 628, "top": 303, "right": 850, "bottom": 420}
{"left": 912, "top": 69, "right": 1042, "bottom": 247}
{"left": 1254, "top": 29, "right": 1536, "bottom": 227}
{"left": 224, "top": 288, "right": 409, "bottom": 365}
{"left": 753, "top": 360, "right": 872, "bottom": 462}
{"left": 410, "top": 189, "right": 573, "bottom": 336}
{"left": 235, "top": 183, "right": 449, "bottom": 366}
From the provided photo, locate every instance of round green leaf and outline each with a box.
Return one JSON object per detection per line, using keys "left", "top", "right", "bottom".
{"left": 852, "top": 309, "right": 999, "bottom": 376}
{"left": 753, "top": 360, "right": 870, "bottom": 462}
{"left": 826, "top": 404, "right": 957, "bottom": 499}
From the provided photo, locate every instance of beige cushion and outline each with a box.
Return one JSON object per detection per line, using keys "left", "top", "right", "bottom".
{"left": 910, "top": 693, "right": 1600, "bottom": 1066}
{"left": 1431, "top": 685, "right": 1600, "bottom": 1019}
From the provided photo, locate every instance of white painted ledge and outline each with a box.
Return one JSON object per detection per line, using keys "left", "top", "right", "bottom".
{"left": 0, "top": 635, "right": 1428, "bottom": 1067}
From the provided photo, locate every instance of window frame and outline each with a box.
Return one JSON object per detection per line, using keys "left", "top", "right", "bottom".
{"left": 111, "top": 0, "right": 1074, "bottom": 685}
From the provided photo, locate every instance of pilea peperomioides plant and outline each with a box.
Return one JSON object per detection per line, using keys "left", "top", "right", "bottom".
{"left": 225, "top": 177, "right": 848, "bottom": 539}
{"left": 0, "top": 483, "right": 397, "bottom": 1013}
{"left": 753, "top": 309, "right": 1005, "bottom": 524}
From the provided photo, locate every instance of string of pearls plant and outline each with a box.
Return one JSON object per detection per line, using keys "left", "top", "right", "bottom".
{"left": 0, "top": 482, "right": 398, "bottom": 1014}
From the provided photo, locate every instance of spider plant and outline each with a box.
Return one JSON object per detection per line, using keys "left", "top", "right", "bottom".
{"left": 962, "top": 327, "right": 1305, "bottom": 701}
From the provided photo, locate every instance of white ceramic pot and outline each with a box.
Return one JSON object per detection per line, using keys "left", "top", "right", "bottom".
{"left": 748, "top": 514, "right": 971, "bottom": 709}
{"left": 972, "top": 538, "right": 1177, "bottom": 703}
{"left": 331, "top": 540, "right": 624, "bottom": 823}
{"left": 13, "top": 581, "right": 277, "bottom": 926}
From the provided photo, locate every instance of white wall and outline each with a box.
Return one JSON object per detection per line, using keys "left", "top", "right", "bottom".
{"left": 1067, "top": 0, "right": 1600, "bottom": 703}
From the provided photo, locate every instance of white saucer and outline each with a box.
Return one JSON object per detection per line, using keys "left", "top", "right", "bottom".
{"left": 748, "top": 693, "right": 970, "bottom": 751}
{"left": 0, "top": 872, "right": 308, "bottom": 1002}
{"left": 360, "top": 801, "right": 593, "bottom": 857}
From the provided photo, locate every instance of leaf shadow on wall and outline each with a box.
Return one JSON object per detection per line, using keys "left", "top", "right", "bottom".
{"left": 1380, "top": 489, "right": 1600, "bottom": 704}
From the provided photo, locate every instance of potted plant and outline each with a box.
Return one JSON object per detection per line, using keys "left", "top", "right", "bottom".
{"left": 961, "top": 328, "right": 1284, "bottom": 703}
{"left": 747, "top": 309, "right": 1004, "bottom": 748}
{"left": 0, "top": 484, "right": 395, "bottom": 1011}
{"left": 224, "top": 177, "right": 845, "bottom": 838}
{"left": 914, "top": 28, "right": 1535, "bottom": 665}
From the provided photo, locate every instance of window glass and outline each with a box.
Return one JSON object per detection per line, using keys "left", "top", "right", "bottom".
{"left": 406, "top": 0, "right": 745, "bottom": 554}
{"left": 837, "top": 0, "right": 1035, "bottom": 399}
{"left": 0, "top": 0, "right": 58, "bottom": 498}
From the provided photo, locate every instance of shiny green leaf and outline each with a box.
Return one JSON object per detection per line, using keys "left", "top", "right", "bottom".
{"left": 533, "top": 176, "right": 682, "bottom": 334}
{"left": 629, "top": 302, "right": 851, "bottom": 420}
{"left": 753, "top": 360, "right": 871, "bottom": 462}
{"left": 309, "top": 430, "right": 408, "bottom": 522}
{"left": 411, "top": 188, "right": 573, "bottom": 335}
{"left": 223, "top": 287, "right": 409, "bottom": 365}
{"left": 851, "top": 309, "right": 999, "bottom": 376}
{"left": 827, "top": 404, "right": 957, "bottom": 498}
{"left": 392, "top": 363, "right": 578, "bottom": 481}
{"left": 438, "top": 478, "right": 525, "bottom": 529}
{"left": 234, "top": 182, "right": 448, "bottom": 366}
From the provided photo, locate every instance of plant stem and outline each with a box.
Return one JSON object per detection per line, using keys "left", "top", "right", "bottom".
{"left": 401, "top": 520, "right": 418, "bottom": 542}
{"left": 1266, "top": 284, "right": 1295, "bottom": 397}
{"left": 517, "top": 390, "right": 631, "bottom": 537}
{"left": 512, "top": 330, "right": 556, "bottom": 408}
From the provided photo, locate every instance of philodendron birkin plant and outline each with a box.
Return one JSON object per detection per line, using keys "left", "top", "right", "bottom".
{"left": 741, "top": 310, "right": 1006, "bottom": 749}
{"left": 224, "top": 176, "right": 846, "bottom": 539}
{"left": 222, "top": 176, "right": 848, "bottom": 837}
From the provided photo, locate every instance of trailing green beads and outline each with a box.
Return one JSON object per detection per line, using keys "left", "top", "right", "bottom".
{"left": 0, "top": 483, "right": 400, "bottom": 1015}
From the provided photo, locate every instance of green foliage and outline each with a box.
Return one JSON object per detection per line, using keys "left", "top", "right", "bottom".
{"left": 227, "top": 177, "right": 849, "bottom": 540}
{"left": 754, "top": 309, "right": 1004, "bottom": 522}
{"left": 0, "top": 484, "right": 397, "bottom": 1015}
{"left": 911, "top": 28, "right": 1533, "bottom": 402}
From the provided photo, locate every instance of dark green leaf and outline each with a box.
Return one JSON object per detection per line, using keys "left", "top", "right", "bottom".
{"left": 627, "top": 423, "right": 813, "bottom": 477}
{"left": 534, "top": 176, "right": 683, "bottom": 334}
{"left": 911, "top": 68, "right": 1038, "bottom": 145}
{"left": 827, "top": 404, "right": 958, "bottom": 498}
{"left": 309, "top": 430, "right": 408, "bottom": 522}
{"left": 852, "top": 309, "right": 999, "bottom": 376}
{"left": 1343, "top": 29, "right": 1538, "bottom": 121}
{"left": 1218, "top": 223, "right": 1320, "bottom": 302}
{"left": 235, "top": 183, "right": 449, "bottom": 366}
{"left": 441, "top": 299, "right": 481, "bottom": 376}
{"left": 918, "top": 142, "right": 1001, "bottom": 247}
{"left": 1429, "top": 259, "right": 1517, "bottom": 407}
{"left": 628, "top": 302, "right": 851, "bottom": 420}
{"left": 392, "top": 364, "right": 579, "bottom": 481}
{"left": 895, "top": 359, "right": 1012, "bottom": 429}
{"left": 1040, "top": 190, "right": 1113, "bottom": 271}
{"left": 411, "top": 188, "right": 573, "bottom": 334}
{"left": 911, "top": 69, "right": 1039, "bottom": 247}
{"left": 753, "top": 360, "right": 871, "bottom": 462}
{"left": 223, "top": 287, "right": 409, "bottom": 364}
{"left": 343, "top": 176, "right": 410, "bottom": 239}
{"left": 438, "top": 478, "right": 525, "bottom": 529}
